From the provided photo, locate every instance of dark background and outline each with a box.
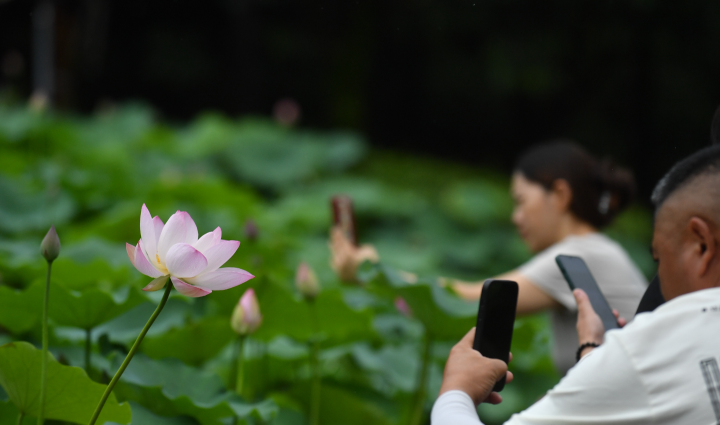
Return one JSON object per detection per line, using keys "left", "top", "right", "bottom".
{"left": 2, "top": 0, "right": 720, "bottom": 201}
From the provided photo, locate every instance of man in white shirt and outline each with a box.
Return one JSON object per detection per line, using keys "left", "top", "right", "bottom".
{"left": 431, "top": 144, "right": 720, "bottom": 425}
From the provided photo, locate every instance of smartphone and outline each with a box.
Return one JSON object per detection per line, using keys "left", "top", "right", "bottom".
{"left": 331, "top": 195, "right": 357, "bottom": 246}
{"left": 555, "top": 255, "right": 619, "bottom": 331}
{"left": 472, "top": 279, "right": 518, "bottom": 392}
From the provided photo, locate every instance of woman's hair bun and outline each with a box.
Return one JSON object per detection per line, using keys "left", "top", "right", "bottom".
{"left": 593, "top": 159, "right": 636, "bottom": 223}
{"left": 515, "top": 140, "right": 636, "bottom": 229}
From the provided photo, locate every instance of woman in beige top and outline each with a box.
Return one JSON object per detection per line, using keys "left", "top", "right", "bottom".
{"left": 330, "top": 141, "right": 648, "bottom": 373}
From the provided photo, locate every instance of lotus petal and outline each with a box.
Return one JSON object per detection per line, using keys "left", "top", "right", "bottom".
{"left": 157, "top": 211, "right": 187, "bottom": 263}
{"left": 200, "top": 240, "right": 240, "bottom": 274}
{"left": 194, "top": 227, "right": 221, "bottom": 253}
{"left": 126, "top": 243, "right": 135, "bottom": 264}
{"left": 187, "top": 267, "right": 254, "bottom": 290}
{"left": 182, "top": 211, "right": 199, "bottom": 244}
{"left": 140, "top": 204, "right": 160, "bottom": 267}
{"left": 171, "top": 277, "right": 211, "bottom": 297}
{"left": 165, "top": 243, "right": 208, "bottom": 278}
{"left": 133, "top": 241, "right": 165, "bottom": 278}
{"left": 153, "top": 216, "right": 164, "bottom": 245}
{"left": 143, "top": 275, "right": 169, "bottom": 292}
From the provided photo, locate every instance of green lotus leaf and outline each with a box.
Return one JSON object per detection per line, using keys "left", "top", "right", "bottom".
{"left": 370, "top": 264, "right": 477, "bottom": 341}
{"left": 289, "top": 381, "right": 394, "bottom": 425}
{"left": 108, "top": 401, "right": 195, "bottom": 425}
{"left": 49, "top": 284, "right": 147, "bottom": 330}
{"left": 141, "top": 316, "right": 236, "bottom": 366}
{"left": 0, "top": 341, "right": 131, "bottom": 424}
{"left": 253, "top": 282, "right": 375, "bottom": 345}
{"left": 351, "top": 342, "right": 419, "bottom": 393}
{"left": 0, "top": 282, "right": 43, "bottom": 335}
{"left": 52, "top": 255, "right": 134, "bottom": 291}
{"left": 93, "top": 298, "right": 192, "bottom": 346}
{"left": 112, "top": 354, "right": 277, "bottom": 425}
{"left": 440, "top": 180, "right": 513, "bottom": 227}
{"left": 0, "top": 175, "right": 76, "bottom": 234}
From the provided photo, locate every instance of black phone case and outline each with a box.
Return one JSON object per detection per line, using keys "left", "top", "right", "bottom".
{"left": 472, "top": 279, "right": 518, "bottom": 392}
{"left": 555, "top": 255, "right": 619, "bottom": 331}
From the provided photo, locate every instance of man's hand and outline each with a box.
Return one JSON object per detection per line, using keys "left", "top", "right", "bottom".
{"left": 439, "top": 328, "right": 513, "bottom": 405}
{"left": 574, "top": 289, "right": 627, "bottom": 358}
{"left": 329, "top": 226, "right": 379, "bottom": 282}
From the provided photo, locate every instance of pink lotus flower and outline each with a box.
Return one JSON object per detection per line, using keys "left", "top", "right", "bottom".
{"left": 231, "top": 288, "right": 262, "bottom": 335}
{"left": 126, "top": 204, "right": 254, "bottom": 297}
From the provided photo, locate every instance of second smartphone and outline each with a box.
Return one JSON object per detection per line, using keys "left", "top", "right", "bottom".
{"left": 472, "top": 279, "right": 518, "bottom": 392}
{"left": 555, "top": 254, "right": 619, "bottom": 331}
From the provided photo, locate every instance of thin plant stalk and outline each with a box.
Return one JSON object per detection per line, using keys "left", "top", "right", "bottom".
{"left": 84, "top": 328, "right": 92, "bottom": 374}
{"left": 230, "top": 336, "right": 246, "bottom": 425}
{"left": 309, "top": 340, "right": 321, "bottom": 425}
{"left": 309, "top": 302, "right": 320, "bottom": 425}
{"left": 408, "top": 334, "right": 433, "bottom": 425}
{"left": 37, "top": 261, "right": 52, "bottom": 425}
{"left": 88, "top": 281, "right": 173, "bottom": 425}
{"left": 17, "top": 411, "right": 24, "bottom": 425}
{"left": 228, "top": 336, "right": 239, "bottom": 392}
{"left": 235, "top": 336, "right": 246, "bottom": 396}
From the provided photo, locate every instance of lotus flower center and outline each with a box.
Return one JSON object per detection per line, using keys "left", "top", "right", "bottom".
{"left": 156, "top": 253, "right": 161, "bottom": 265}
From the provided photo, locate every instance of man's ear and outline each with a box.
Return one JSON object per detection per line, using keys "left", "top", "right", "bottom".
{"left": 551, "top": 179, "right": 573, "bottom": 212}
{"left": 688, "top": 217, "right": 717, "bottom": 277}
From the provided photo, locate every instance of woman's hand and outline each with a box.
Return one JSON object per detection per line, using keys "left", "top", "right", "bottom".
{"left": 449, "top": 272, "right": 561, "bottom": 317}
{"left": 450, "top": 281, "right": 483, "bottom": 300}
{"left": 439, "top": 327, "right": 514, "bottom": 405}
{"left": 329, "top": 226, "right": 379, "bottom": 282}
{"left": 574, "top": 289, "right": 627, "bottom": 358}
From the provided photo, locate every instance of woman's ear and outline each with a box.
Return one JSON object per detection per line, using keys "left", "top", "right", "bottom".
{"left": 551, "top": 179, "right": 573, "bottom": 212}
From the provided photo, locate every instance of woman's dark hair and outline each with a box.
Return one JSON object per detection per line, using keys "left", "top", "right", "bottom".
{"left": 514, "top": 140, "right": 636, "bottom": 229}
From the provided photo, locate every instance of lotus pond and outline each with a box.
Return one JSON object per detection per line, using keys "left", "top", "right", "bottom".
{"left": 0, "top": 103, "right": 656, "bottom": 425}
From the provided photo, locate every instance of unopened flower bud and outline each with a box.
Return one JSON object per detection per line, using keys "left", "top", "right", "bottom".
{"left": 231, "top": 289, "right": 262, "bottom": 335}
{"left": 28, "top": 90, "right": 49, "bottom": 113}
{"left": 244, "top": 219, "right": 259, "bottom": 242}
{"left": 295, "top": 262, "right": 320, "bottom": 300}
{"left": 394, "top": 296, "right": 412, "bottom": 317}
{"left": 40, "top": 225, "right": 60, "bottom": 263}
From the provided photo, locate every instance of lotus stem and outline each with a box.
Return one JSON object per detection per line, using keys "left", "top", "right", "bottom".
{"left": 37, "top": 261, "right": 52, "bottom": 425}
{"left": 84, "top": 328, "right": 92, "bottom": 374}
{"left": 310, "top": 341, "right": 321, "bottom": 425}
{"left": 88, "top": 280, "right": 172, "bottom": 425}
{"left": 309, "top": 303, "right": 320, "bottom": 425}
{"left": 408, "top": 334, "right": 433, "bottom": 425}
{"left": 17, "top": 411, "right": 24, "bottom": 425}
{"left": 228, "top": 337, "right": 239, "bottom": 391}
{"left": 235, "top": 336, "right": 246, "bottom": 396}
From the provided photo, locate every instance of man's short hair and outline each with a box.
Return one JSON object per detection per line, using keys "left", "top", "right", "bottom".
{"left": 651, "top": 145, "right": 720, "bottom": 209}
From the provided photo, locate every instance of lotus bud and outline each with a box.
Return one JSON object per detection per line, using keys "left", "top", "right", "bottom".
{"left": 29, "top": 90, "right": 49, "bottom": 112}
{"left": 40, "top": 225, "right": 61, "bottom": 263}
{"left": 273, "top": 98, "right": 301, "bottom": 127}
{"left": 394, "top": 296, "right": 412, "bottom": 317}
{"left": 295, "top": 262, "right": 320, "bottom": 300}
{"left": 231, "top": 289, "right": 262, "bottom": 335}
{"left": 244, "top": 219, "right": 259, "bottom": 242}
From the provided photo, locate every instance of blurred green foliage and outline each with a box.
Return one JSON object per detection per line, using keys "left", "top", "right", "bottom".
{"left": 0, "top": 103, "right": 655, "bottom": 424}
{"left": 0, "top": 342, "right": 131, "bottom": 424}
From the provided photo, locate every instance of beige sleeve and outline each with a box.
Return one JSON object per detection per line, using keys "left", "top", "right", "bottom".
{"left": 517, "top": 244, "right": 577, "bottom": 311}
